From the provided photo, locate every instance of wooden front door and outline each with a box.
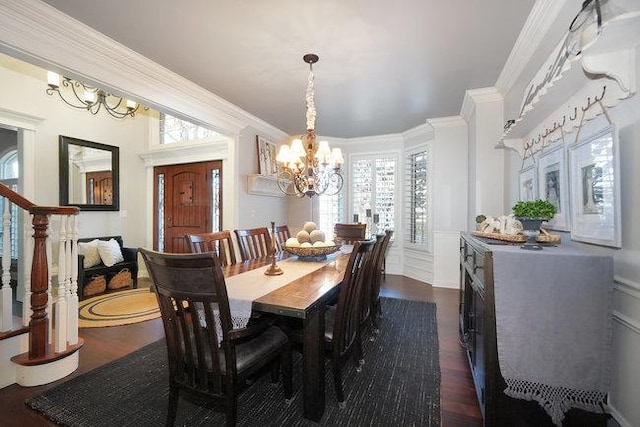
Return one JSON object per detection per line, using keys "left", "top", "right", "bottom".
{"left": 153, "top": 161, "right": 222, "bottom": 253}
{"left": 86, "top": 171, "right": 113, "bottom": 205}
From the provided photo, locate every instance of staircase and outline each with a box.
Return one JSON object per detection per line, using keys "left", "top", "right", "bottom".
{"left": 0, "top": 183, "right": 82, "bottom": 388}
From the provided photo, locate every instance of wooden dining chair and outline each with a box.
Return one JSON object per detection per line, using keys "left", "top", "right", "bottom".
{"left": 139, "top": 248, "right": 292, "bottom": 427}
{"left": 272, "top": 225, "right": 291, "bottom": 252}
{"left": 234, "top": 227, "right": 273, "bottom": 261}
{"left": 333, "top": 223, "right": 367, "bottom": 244}
{"left": 185, "top": 230, "right": 238, "bottom": 266}
{"left": 287, "top": 239, "right": 375, "bottom": 408}
{"left": 361, "top": 230, "right": 393, "bottom": 339}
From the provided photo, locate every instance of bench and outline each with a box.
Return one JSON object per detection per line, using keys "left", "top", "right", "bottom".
{"left": 77, "top": 235, "right": 138, "bottom": 300}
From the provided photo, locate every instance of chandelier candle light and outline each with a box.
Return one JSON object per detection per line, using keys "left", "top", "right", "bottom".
{"left": 46, "top": 72, "right": 142, "bottom": 119}
{"left": 275, "top": 54, "right": 344, "bottom": 198}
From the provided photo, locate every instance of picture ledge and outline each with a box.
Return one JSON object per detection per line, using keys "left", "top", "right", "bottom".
{"left": 246, "top": 174, "right": 286, "bottom": 197}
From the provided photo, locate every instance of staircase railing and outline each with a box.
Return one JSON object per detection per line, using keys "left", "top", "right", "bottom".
{"left": 0, "top": 183, "right": 80, "bottom": 361}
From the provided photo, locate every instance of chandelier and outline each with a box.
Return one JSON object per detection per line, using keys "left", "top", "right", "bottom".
{"left": 46, "top": 72, "right": 142, "bottom": 119}
{"left": 275, "top": 54, "right": 344, "bottom": 198}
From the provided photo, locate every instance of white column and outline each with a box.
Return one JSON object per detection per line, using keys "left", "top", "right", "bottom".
{"left": 67, "top": 215, "right": 78, "bottom": 344}
{"left": 0, "top": 197, "right": 12, "bottom": 332}
{"left": 54, "top": 215, "right": 68, "bottom": 352}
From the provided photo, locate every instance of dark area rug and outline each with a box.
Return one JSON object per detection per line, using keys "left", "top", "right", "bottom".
{"left": 27, "top": 298, "right": 441, "bottom": 426}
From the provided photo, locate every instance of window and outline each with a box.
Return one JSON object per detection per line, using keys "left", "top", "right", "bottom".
{"left": 351, "top": 155, "right": 397, "bottom": 236}
{"left": 318, "top": 191, "right": 344, "bottom": 239}
{"left": 159, "top": 113, "right": 219, "bottom": 144}
{"left": 0, "top": 149, "right": 19, "bottom": 258}
{"left": 405, "top": 147, "right": 430, "bottom": 246}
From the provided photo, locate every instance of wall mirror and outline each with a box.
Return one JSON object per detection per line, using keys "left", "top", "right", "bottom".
{"left": 59, "top": 135, "right": 120, "bottom": 211}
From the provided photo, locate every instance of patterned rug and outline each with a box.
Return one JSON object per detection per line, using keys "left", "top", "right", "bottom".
{"left": 78, "top": 287, "right": 159, "bottom": 328}
{"left": 28, "top": 298, "right": 441, "bottom": 426}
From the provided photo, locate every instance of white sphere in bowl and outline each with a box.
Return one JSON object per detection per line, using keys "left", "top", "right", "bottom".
{"left": 285, "top": 237, "right": 300, "bottom": 247}
{"left": 312, "top": 241, "right": 325, "bottom": 247}
{"left": 303, "top": 221, "right": 317, "bottom": 233}
{"left": 309, "top": 229, "right": 326, "bottom": 243}
{"left": 296, "top": 230, "right": 310, "bottom": 243}
{"left": 325, "top": 240, "right": 336, "bottom": 247}
{"left": 300, "top": 241, "right": 312, "bottom": 248}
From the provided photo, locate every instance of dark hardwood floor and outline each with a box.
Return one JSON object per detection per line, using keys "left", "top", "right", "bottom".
{"left": 0, "top": 275, "right": 482, "bottom": 427}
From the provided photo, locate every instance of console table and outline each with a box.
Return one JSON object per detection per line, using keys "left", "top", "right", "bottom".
{"left": 459, "top": 233, "right": 613, "bottom": 426}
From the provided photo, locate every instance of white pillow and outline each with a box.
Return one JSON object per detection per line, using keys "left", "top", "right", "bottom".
{"left": 97, "top": 238, "right": 124, "bottom": 267}
{"left": 78, "top": 239, "right": 101, "bottom": 268}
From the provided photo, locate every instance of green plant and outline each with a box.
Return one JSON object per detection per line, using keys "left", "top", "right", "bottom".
{"left": 512, "top": 199, "right": 557, "bottom": 220}
{"left": 475, "top": 214, "right": 486, "bottom": 223}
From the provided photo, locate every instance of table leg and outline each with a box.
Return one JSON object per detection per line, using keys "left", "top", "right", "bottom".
{"left": 302, "top": 305, "right": 325, "bottom": 421}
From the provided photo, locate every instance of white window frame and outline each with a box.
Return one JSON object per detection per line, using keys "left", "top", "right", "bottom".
{"left": 404, "top": 143, "right": 432, "bottom": 252}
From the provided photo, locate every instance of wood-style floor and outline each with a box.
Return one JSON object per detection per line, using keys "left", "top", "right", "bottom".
{"left": 0, "top": 275, "right": 482, "bottom": 427}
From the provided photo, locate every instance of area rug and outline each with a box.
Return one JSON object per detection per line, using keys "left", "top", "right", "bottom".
{"left": 78, "top": 288, "right": 159, "bottom": 328}
{"left": 28, "top": 298, "right": 441, "bottom": 426}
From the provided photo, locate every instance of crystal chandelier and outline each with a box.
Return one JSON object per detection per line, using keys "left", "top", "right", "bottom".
{"left": 275, "top": 54, "right": 344, "bottom": 198}
{"left": 46, "top": 72, "right": 142, "bottom": 119}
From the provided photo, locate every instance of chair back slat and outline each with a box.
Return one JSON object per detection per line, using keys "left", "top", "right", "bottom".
{"left": 234, "top": 227, "right": 272, "bottom": 261}
{"left": 334, "top": 223, "right": 367, "bottom": 244}
{"left": 185, "top": 230, "right": 238, "bottom": 266}
{"left": 272, "top": 225, "right": 291, "bottom": 252}
{"left": 332, "top": 239, "right": 376, "bottom": 358}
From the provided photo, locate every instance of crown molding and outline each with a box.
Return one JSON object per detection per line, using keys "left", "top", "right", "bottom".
{"left": 495, "top": 0, "right": 567, "bottom": 95}
{"left": 460, "top": 87, "right": 503, "bottom": 121}
{"left": 401, "top": 121, "right": 435, "bottom": 142}
{"left": 347, "top": 133, "right": 406, "bottom": 146}
{"left": 426, "top": 116, "right": 467, "bottom": 129}
{"left": 0, "top": 0, "right": 288, "bottom": 139}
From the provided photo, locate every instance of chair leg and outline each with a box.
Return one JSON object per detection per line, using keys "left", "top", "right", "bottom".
{"left": 270, "top": 361, "right": 280, "bottom": 384}
{"left": 282, "top": 345, "right": 293, "bottom": 400}
{"left": 166, "top": 385, "right": 179, "bottom": 427}
{"left": 332, "top": 360, "right": 345, "bottom": 408}
{"left": 355, "top": 333, "right": 365, "bottom": 372}
{"left": 225, "top": 396, "right": 237, "bottom": 427}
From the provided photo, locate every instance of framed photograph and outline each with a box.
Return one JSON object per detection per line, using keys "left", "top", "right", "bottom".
{"left": 519, "top": 165, "right": 537, "bottom": 201}
{"left": 256, "top": 136, "right": 279, "bottom": 176}
{"left": 537, "top": 144, "right": 570, "bottom": 231}
{"left": 568, "top": 124, "right": 621, "bottom": 247}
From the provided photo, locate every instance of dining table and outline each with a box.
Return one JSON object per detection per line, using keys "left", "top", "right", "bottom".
{"left": 220, "top": 250, "right": 351, "bottom": 422}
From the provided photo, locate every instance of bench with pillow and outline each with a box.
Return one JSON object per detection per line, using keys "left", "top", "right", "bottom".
{"left": 77, "top": 235, "right": 138, "bottom": 300}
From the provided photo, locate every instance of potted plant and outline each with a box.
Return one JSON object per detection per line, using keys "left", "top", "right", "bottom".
{"left": 512, "top": 199, "right": 557, "bottom": 250}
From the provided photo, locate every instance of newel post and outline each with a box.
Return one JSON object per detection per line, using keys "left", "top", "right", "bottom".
{"left": 29, "top": 210, "right": 50, "bottom": 358}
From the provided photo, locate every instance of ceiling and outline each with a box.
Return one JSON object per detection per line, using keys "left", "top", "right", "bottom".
{"left": 41, "top": 0, "right": 535, "bottom": 138}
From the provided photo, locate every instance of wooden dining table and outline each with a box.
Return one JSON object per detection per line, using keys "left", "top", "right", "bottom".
{"left": 221, "top": 251, "right": 351, "bottom": 422}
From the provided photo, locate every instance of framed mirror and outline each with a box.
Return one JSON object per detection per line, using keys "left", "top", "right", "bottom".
{"left": 59, "top": 135, "right": 119, "bottom": 211}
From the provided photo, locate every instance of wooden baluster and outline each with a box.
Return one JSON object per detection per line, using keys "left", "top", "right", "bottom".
{"left": 0, "top": 197, "right": 11, "bottom": 332}
{"left": 46, "top": 216, "right": 53, "bottom": 344}
{"left": 29, "top": 210, "right": 50, "bottom": 358}
{"left": 22, "top": 212, "right": 34, "bottom": 327}
{"left": 55, "top": 215, "right": 68, "bottom": 352}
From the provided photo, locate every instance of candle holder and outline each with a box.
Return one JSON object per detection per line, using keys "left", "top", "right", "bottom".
{"left": 264, "top": 221, "right": 284, "bottom": 276}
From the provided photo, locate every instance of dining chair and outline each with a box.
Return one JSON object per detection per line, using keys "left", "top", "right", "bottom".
{"left": 287, "top": 239, "right": 376, "bottom": 408}
{"left": 272, "top": 224, "right": 291, "bottom": 252}
{"left": 234, "top": 227, "right": 273, "bottom": 261}
{"left": 333, "top": 223, "right": 367, "bottom": 244}
{"left": 362, "top": 230, "right": 394, "bottom": 339}
{"left": 185, "top": 230, "right": 238, "bottom": 266}
{"left": 139, "top": 248, "right": 292, "bottom": 426}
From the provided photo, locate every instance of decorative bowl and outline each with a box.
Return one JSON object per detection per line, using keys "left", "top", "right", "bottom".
{"left": 283, "top": 244, "right": 342, "bottom": 260}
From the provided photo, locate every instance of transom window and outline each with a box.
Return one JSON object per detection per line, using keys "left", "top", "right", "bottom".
{"left": 159, "top": 113, "right": 219, "bottom": 144}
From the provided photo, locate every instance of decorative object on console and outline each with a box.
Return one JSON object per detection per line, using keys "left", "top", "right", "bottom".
{"left": 275, "top": 54, "right": 344, "bottom": 197}
{"left": 512, "top": 199, "right": 557, "bottom": 250}
{"left": 264, "top": 222, "right": 284, "bottom": 276}
{"left": 46, "top": 72, "right": 143, "bottom": 119}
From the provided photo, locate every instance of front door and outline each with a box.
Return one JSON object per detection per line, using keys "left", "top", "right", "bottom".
{"left": 153, "top": 161, "right": 222, "bottom": 253}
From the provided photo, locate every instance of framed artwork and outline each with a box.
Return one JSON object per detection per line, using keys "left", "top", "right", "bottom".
{"left": 537, "top": 144, "right": 570, "bottom": 231}
{"left": 519, "top": 165, "right": 537, "bottom": 201}
{"left": 568, "top": 124, "right": 621, "bottom": 247}
{"left": 256, "top": 136, "right": 279, "bottom": 176}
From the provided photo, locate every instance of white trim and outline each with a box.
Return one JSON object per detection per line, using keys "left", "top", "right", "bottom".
{"left": 495, "top": 0, "right": 567, "bottom": 95}
{"left": 0, "top": 0, "right": 288, "bottom": 140}
{"left": 612, "top": 310, "right": 640, "bottom": 335}
{"left": 614, "top": 276, "right": 640, "bottom": 300}
{"left": 139, "top": 139, "right": 230, "bottom": 167}
{"left": 401, "top": 121, "right": 435, "bottom": 142}
{"left": 607, "top": 405, "right": 633, "bottom": 427}
{"left": 460, "top": 87, "right": 503, "bottom": 121}
{"left": 426, "top": 116, "right": 467, "bottom": 129}
{"left": 345, "top": 133, "right": 405, "bottom": 146}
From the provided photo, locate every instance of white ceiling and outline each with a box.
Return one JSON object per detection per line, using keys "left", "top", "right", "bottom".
{"left": 40, "top": 0, "right": 535, "bottom": 138}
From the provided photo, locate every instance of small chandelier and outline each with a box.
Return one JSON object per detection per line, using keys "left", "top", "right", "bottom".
{"left": 275, "top": 54, "right": 344, "bottom": 198}
{"left": 46, "top": 72, "right": 142, "bottom": 119}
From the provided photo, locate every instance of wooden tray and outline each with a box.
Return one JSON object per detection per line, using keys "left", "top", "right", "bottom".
{"left": 471, "top": 229, "right": 560, "bottom": 243}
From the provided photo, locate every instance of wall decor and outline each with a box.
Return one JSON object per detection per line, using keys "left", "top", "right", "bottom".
{"left": 256, "top": 135, "right": 279, "bottom": 176}
{"left": 568, "top": 124, "right": 620, "bottom": 247}
{"left": 518, "top": 165, "right": 537, "bottom": 202}
{"left": 537, "top": 144, "right": 570, "bottom": 231}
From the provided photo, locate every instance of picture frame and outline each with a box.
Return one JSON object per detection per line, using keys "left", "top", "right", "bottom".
{"left": 518, "top": 165, "right": 537, "bottom": 201}
{"left": 537, "top": 144, "right": 570, "bottom": 231}
{"left": 256, "top": 135, "right": 279, "bottom": 176}
{"left": 568, "top": 124, "right": 621, "bottom": 247}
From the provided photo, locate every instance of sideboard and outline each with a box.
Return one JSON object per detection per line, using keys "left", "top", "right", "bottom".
{"left": 459, "top": 232, "right": 613, "bottom": 426}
